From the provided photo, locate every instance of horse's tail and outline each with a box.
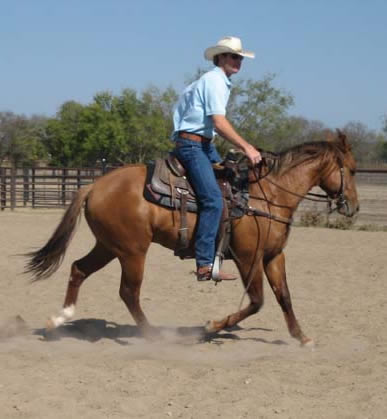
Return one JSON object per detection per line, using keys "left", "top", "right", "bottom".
{"left": 25, "top": 184, "right": 93, "bottom": 281}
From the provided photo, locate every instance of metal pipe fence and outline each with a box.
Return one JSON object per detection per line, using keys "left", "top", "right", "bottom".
{"left": 1, "top": 166, "right": 386, "bottom": 225}
{"left": 0, "top": 166, "right": 106, "bottom": 210}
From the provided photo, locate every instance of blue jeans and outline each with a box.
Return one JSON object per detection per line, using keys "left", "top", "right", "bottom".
{"left": 174, "top": 138, "right": 223, "bottom": 267}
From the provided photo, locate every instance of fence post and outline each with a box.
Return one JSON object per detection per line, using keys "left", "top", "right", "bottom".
{"left": 102, "top": 158, "right": 107, "bottom": 175}
{"left": 23, "top": 167, "right": 29, "bottom": 206}
{"left": 0, "top": 167, "right": 6, "bottom": 210}
{"left": 10, "top": 165, "right": 16, "bottom": 210}
{"left": 61, "top": 168, "right": 67, "bottom": 206}
{"left": 31, "top": 168, "right": 36, "bottom": 208}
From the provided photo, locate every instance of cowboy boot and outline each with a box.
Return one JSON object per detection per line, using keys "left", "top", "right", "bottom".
{"left": 196, "top": 265, "right": 238, "bottom": 282}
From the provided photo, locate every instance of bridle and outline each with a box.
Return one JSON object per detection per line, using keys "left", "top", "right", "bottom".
{"left": 325, "top": 164, "right": 348, "bottom": 214}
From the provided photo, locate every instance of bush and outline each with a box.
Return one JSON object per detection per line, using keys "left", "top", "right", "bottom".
{"left": 357, "top": 224, "right": 387, "bottom": 232}
{"left": 298, "top": 210, "right": 357, "bottom": 230}
{"left": 298, "top": 211, "right": 387, "bottom": 231}
{"left": 326, "top": 216, "right": 355, "bottom": 230}
{"left": 298, "top": 210, "right": 325, "bottom": 227}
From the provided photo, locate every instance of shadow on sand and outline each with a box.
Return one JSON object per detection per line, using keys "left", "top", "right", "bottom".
{"left": 32, "top": 318, "right": 287, "bottom": 347}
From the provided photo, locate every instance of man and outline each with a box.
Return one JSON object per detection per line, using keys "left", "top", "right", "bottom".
{"left": 172, "top": 36, "right": 262, "bottom": 281}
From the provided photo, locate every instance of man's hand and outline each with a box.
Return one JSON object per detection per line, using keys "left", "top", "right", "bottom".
{"left": 243, "top": 144, "right": 262, "bottom": 166}
{"left": 212, "top": 115, "right": 262, "bottom": 165}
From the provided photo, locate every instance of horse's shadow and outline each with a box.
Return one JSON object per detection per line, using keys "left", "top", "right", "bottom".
{"left": 33, "top": 318, "right": 287, "bottom": 346}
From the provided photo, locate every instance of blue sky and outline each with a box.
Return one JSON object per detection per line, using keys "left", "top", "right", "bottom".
{"left": 2, "top": 0, "right": 386, "bottom": 131}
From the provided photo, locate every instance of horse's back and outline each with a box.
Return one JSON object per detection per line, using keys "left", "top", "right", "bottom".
{"left": 85, "top": 165, "right": 156, "bottom": 246}
{"left": 89, "top": 164, "right": 147, "bottom": 206}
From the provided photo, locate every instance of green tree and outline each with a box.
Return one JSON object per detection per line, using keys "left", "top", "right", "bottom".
{"left": 79, "top": 92, "right": 129, "bottom": 166}
{"left": 0, "top": 112, "right": 47, "bottom": 166}
{"left": 43, "top": 86, "right": 179, "bottom": 167}
{"left": 377, "top": 141, "right": 387, "bottom": 163}
{"left": 342, "top": 121, "right": 385, "bottom": 166}
{"left": 111, "top": 86, "right": 177, "bottom": 163}
{"left": 44, "top": 101, "right": 85, "bottom": 166}
{"left": 220, "top": 74, "right": 294, "bottom": 154}
{"left": 375, "top": 115, "right": 387, "bottom": 163}
{"left": 265, "top": 116, "right": 333, "bottom": 151}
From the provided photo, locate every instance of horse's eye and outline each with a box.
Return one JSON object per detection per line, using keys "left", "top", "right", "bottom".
{"left": 349, "top": 169, "right": 356, "bottom": 176}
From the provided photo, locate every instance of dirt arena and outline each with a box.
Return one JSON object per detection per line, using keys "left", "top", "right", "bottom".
{"left": 1, "top": 209, "right": 386, "bottom": 419}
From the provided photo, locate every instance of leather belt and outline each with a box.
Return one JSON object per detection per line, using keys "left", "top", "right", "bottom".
{"left": 178, "top": 131, "right": 212, "bottom": 143}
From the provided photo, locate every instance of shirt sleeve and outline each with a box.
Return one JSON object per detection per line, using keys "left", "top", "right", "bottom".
{"left": 201, "top": 73, "right": 229, "bottom": 116}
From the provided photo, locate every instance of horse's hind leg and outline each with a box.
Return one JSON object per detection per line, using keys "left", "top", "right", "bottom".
{"left": 264, "top": 252, "right": 313, "bottom": 346}
{"left": 47, "top": 241, "right": 115, "bottom": 329}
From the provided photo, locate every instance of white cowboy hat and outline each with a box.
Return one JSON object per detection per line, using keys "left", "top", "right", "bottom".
{"left": 204, "top": 36, "right": 255, "bottom": 61}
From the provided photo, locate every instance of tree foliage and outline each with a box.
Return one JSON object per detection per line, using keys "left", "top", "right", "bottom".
{"left": 383, "top": 115, "right": 387, "bottom": 135}
{"left": 183, "top": 71, "right": 295, "bottom": 154}
{"left": 380, "top": 115, "right": 387, "bottom": 163}
{"left": 0, "top": 112, "right": 47, "bottom": 166}
{"left": 43, "top": 86, "right": 178, "bottom": 167}
{"left": 1, "top": 73, "right": 387, "bottom": 168}
{"left": 227, "top": 74, "right": 294, "bottom": 151}
{"left": 341, "top": 121, "right": 385, "bottom": 165}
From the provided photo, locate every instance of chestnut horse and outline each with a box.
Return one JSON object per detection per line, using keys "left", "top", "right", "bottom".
{"left": 26, "top": 132, "right": 359, "bottom": 346}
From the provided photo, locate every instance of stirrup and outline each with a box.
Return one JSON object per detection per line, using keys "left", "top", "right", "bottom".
{"left": 212, "top": 254, "right": 222, "bottom": 282}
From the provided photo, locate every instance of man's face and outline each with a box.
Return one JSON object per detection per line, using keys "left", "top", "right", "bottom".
{"left": 218, "top": 53, "right": 244, "bottom": 76}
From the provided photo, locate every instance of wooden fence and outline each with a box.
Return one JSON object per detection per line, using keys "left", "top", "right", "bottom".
{"left": 1, "top": 166, "right": 387, "bottom": 225}
{"left": 0, "top": 166, "right": 106, "bottom": 210}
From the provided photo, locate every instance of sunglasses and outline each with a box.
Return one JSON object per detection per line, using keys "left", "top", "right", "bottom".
{"left": 228, "top": 53, "right": 244, "bottom": 61}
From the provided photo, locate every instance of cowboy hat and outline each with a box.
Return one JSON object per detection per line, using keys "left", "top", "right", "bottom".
{"left": 204, "top": 36, "right": 255, "bottom": 61}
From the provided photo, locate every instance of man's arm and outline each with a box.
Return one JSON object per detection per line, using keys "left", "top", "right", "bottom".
{"left": 212, "top": 114, "right": 262, "bottom": 164}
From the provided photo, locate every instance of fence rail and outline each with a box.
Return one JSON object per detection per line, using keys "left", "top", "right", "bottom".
{"left": 1, "top": 166, "right": 387, "bottom": 226}
{"left": 0, "top": 166, "right": 105, "bottom": 210}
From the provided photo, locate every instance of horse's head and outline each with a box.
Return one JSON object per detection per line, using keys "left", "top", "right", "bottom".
{"left": 319, "top": 130, "right": 359, "bottom": 217}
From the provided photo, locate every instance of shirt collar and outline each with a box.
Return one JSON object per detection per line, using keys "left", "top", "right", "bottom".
{"left": 213, "top": 66, "right": 232, "bottom": 88}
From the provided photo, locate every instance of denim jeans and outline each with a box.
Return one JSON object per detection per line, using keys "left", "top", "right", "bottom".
{"left": 174, "top": 138, "right": 223, "bottom": 267}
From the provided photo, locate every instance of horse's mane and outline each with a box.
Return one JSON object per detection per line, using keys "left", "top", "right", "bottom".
{"left": 269, "top": 140, "right": 342, "bottom": 177}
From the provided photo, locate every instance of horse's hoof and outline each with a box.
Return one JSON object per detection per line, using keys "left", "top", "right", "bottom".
{"left": 46, "top": 317, "right": 57, "bottom": 331}
{"left": 301, "top": 338, "right": 315, "bottom": 349}
{"left": 204, "top": 320, "right": 217, "bottom": 334}
{"left": 141, "top": 326, "right": 161, "bottom": 341}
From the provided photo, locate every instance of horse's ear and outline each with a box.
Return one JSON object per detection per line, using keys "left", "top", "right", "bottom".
{"left": 325, "top": 130, "right": 335, "bottom": 142}
{"left": 336, "top": 129, "right": 351, "bottom": 152}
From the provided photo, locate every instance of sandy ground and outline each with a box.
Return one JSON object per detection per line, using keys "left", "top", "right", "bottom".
{"left": 1, "top": 209, "right": 386, "bottom": 419}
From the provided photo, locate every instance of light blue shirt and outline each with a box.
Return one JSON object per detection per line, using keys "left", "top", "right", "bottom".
{"left": 172, "top": 66, "right": 232, "bottom": 140}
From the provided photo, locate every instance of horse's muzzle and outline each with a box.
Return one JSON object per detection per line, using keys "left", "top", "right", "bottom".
{"left": 337, "top": 199, "right": 359, "bottom": 217}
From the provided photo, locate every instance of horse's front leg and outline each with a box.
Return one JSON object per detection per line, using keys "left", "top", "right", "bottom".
{"left": 119, "top": 251, "right": 158, "bottom": 339}
{"left": 205, "top": 261, "right": 264, "bottom": 334}
{"left": 264, "top": 251, "right": 313, "bottom": 346}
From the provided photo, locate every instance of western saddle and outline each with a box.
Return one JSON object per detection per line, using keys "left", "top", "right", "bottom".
{"left": 144, "top": 150, "right": 250, "bottom": 268}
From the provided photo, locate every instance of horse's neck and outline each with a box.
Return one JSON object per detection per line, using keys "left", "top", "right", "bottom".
{"left": 254, "top": 160, "right": 321, "bottom": 211}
